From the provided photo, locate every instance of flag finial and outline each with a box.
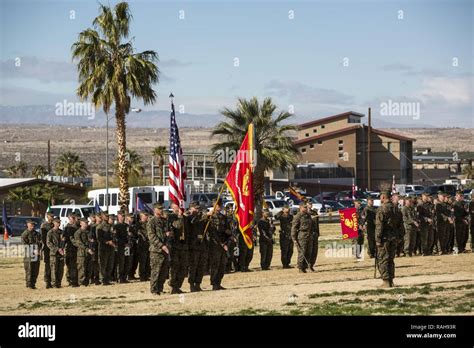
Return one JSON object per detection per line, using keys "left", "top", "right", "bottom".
{"left": 169, "top": 93, "right": 174, "bottom": 102}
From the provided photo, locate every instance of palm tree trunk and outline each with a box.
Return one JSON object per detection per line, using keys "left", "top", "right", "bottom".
{"left": 115, "top": 106, "right": 130, "bottom": 211}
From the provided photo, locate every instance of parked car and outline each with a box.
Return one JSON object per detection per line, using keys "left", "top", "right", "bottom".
{"left": 191, "top": 193, "right": 220, "bottom": 209}
{"left": 335, "top": 190, "right": 367, "bottom": 200}
{"left": 424, "top": 184, "right": 457, "bottom": 196}
{"left": 4, "top": 216, "right": 44, "bottom": 236}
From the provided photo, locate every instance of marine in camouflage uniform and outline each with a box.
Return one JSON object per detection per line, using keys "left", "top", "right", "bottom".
{"left": 434, "top": 192, "right": 452, "bottom": 254}
{"left": 187, "top": 201, "right": 208, "bottom": 292}
{"left": 402, "top": 197, "right": 419, "bottom": 257}
{"left": 392, "top": 194, "right": 404, "bottom": 257}
{"left": 362, "top": 198, "right": 377, "bottom": 258}
{"left": 225, "top": 206, "right": 239, "bottom": 273}
{"left": 353, "top": 200, "right": 365, "bottom": 259}
{"left": 375, "top": 192, "right": 401, "bottom": 287}
{"left": 275, "top": 206, "right": 294, "bottom": 268}
{"left": 207, "top": 200, "right": 230, "bottom": 290}
{"left": 72, "top": 218, "right": 93, "bottom": 286}
{"left": 453, "top": 191, "right": 468, "bottom": 253}
{"left": 126, "top": 213, "right": 139, "bottom": 280}
{"left": 40, "top": 212, "right": 54, "bottom": 288}
{"left": 88, "top": 214, "right": 101, "bottom": 285}
{"left": 417, "top": 193, "right": 434, "bottom": 256}
{"left": 63, "top": 213, "right": 79, "bottom": 287}
{"left": 46, "top": 218, "right": 65, "bottom": 288}
{"left": 96, "top": 212, "right": 115, "bottom": 285}
{"left": 258, "top": 210, "right": 274, "bottom": 270}
{"left": 136, "top": 212, "right": 151, "bottom": 281}
{"left": 291, "top": 203, "right": 313, "bottom": 273}
{"left": 468, "top": 194, "right": 474, "bottom": 250}
{"left": 114, "top": 211, "right": 131, "bottom": 283}
{"left": 21, "top": 220, "right": 42, "bottom": 289}
{"left": 307, "top": 203, "right": 320, "bottom": 271}
{"left": 147, "top": 203, "right": 170, "bottom": 295}
{"left": 168, "top": 203, "right": 189, "bottom": 294}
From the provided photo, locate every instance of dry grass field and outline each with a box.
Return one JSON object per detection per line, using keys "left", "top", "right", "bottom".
{"left": 1, "top": 223, "right": 473, "bottom": 316}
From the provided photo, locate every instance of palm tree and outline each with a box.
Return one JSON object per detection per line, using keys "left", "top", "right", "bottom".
{"left": 114, "top": 149, "right": 145, "bottom": 179}
{"left": 212, "top": 97, "right": 298, "bottom": 219}
{"left": 8, "top": 186, "right": 41, "bottom": 216}
{"left": 462, "top": 164, "right": 473, "bottom": 180}
{"left": 55, "top": 151, "right": 89, "bottom": 184}
{"left": 32, "top": 165, "right": 47, "bottom": 178}
{"left": 72, "top": 2, "right": 159, "bottom": 210}
{"left": 151, "top": 146, "right": 167, "bottom": 185}
{"left": 41, "top": 184, "right": 64, "bottom": 206}
{"left": 5, "top": 165, "right": 19, "bottom": 178}
{"left": 16, "top": 161, "right": 28, "bottom": 177}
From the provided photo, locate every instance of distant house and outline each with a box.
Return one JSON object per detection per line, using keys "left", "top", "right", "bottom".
{"left": 0, "top": 178, "right": 87, "bottom": 216}
{"left": 291, "top": 111, "right": 415, "bottom": 191}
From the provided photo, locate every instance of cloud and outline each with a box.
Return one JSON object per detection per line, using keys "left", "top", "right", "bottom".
{"left": 264, "top": 80, "right": 354, "bottom": 105}
{"left": 417, "top": 77, "right": 472, "bottom": 105}
{"left": 0, "top": 56, "right": 76, "bottom": 83}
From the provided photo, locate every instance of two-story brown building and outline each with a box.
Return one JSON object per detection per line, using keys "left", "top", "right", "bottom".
{"left": 292, "top": 111, "right": 415, "bottom": 191}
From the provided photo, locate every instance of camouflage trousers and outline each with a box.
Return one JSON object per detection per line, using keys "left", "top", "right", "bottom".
{"left": 436, "top": 223, "right": 449, "bottom": 254}
{"left": 295, "top": 235, "right": 312, "bottom": 271}
{"left": 309, "top": 234, "right": 319, "bottom": 267}
{"left": 49, "top": 255, "right": 64, "bottom": 287}
{"left": 98, "top": 247, "right": 114, "bottom": 283}
{"left": 238, "top": 238, "right": 253, "bottom": 272}
{"left": 403, "top": 227, "right": 417, "bottom": 256}
{"left": 137, "top": 246, "right": 150, "bottom": 281}
{"left": 454, "top": 220, "right": 467, "bottom": 252}
{"left": 366, "top": 227, "right": 376, "bottom": 257}
{"left": 420, "top": 224, "right": 434, "bottom": 255}
{"left": 65, "top": 251, "right": 78, "bottom": 286}
{"left": 279, "top": 234, "right": 293, "bottom": 267}
{"left": 170, "top": 247, "right": 188, "bottom": 289}
{"left": 377, "top": 239, "right": 397, "bottom": 280}
{"left": 149, "top": 251, "right": 169, "bottom": 293}
{"left": 352, "top": 230, "right": 364, "bottom": 259}
{"left": 188, "top": 247, "right": 207, "bottom": 285}
{"left": 116, "top": 246, "right": 131, "bottom": 282}
{"left": 471, "top": 223, "right": 474, "bottom": 249}
{"left": 24, "top": 260, "right": 40, "bottom": 288}
{"left": 43, "top": 248, "right": 51, "bottom": 286}
{"left": 128, "top": 245, "right": 139, "bottom": 279}
{"left": 209, "top": 243, "right": 227, "bottom": 286}
{"left": 91, "top": 253, "right": 100, "bottom": 283}
{"left": 77, "top": 255, "right": 92, "bottom": 286}
{"left": 259, "top": 239, "right": 273, "bottom": 270}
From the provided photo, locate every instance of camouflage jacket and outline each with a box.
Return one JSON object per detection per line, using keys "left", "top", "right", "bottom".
{"left": 21, "top": 228, "right": 42, "bottom": 261}
{"left": 291, "top": 211, "right": 313, "bottom": 240}
{"left": 207, "top": 212, "right": 230, "bottom": 246}
{"left": 257, "top": 218, "right": 273, "bottom": 242}
{"left": 417, "top": 201, "right": 433, "bottom": 226}
{"left": 46, "top": 228, "right": 63, "bottom": 257}
{"left": 137, "top": 221, "right": 149, "bottom": 250}
{"left": 186, "top": 211, "right": 208, "bottom": 250}
{"left": 275, "top": 211, "right": 293, "bottom": 237}
{"left": 435, "top": 202, "right": 451, "bottom": 224}
{"left": 452, "top": 200, "right": 468, "bottom": 221}
{"left": 63, "top": 223, "right": 79, "bottom": 253}
{"left": 362, "top": 206, "right": 377, "bottom": 229}
{"left": 469, "top": 201, "right": 474, "bottom": 225}
{"left": 168, "top": 213, "right": 188, "bottom": 249}
{"left": 375, "top": 202, "right": 401, "bottom": 244}
{"left": 147, "top": 215, "right": 168, "bottom": 253}
{"left": 40, "top": 221, "right": 53, "bottom": 250}
{"left": 96, "top": 222, "right": 114, "bottom": 250}
{"left": 72, "top": 228, "right": 91, "bottom": 258}
{"left": 402, "top": 205, "right": 418, "bottom": 230}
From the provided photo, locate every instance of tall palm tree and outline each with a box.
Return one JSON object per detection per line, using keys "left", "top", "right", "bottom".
{"left": 462, "top": 164, "right": 473, "bottom": 180}
{"left": 8, "top": 186, "right": 41, "bottom": 216}
{"left": 114, "top": 149, "right": 145, "bottom": 179}
{"left": 72, "top": 2, "right": 159, "bottom": 210}
{"left": 16, "top": 161, "right": 28, "bottom": 177}
{"left": 32, "top": 165, "right": 47, "bottom": 178}
{"left": 5, "top": 165, "right": 19, "bottom": 178}
{"left": 55, "top": 152, "right": 89, "bottom": 184}
{"left": 212, "top": 97, "right": 298, "bottom": 219}
{"left": 151, "top": 146, "right": 167, "bottom": 185}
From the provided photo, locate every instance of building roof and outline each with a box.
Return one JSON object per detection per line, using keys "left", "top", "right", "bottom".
{"left": 298, "top": 111, "right": 365, "bottom": 130}
{"left": 0, "top": 178, "right": 87, "bottom": 192}
{"left": 368, "top": 127, "right": 416, "bottom": 142}
{"left": 293, "top": 125, "right": 361, "bottom": 146}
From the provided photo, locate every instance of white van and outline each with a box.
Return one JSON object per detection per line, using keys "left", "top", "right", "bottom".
{"left": 149, "top": 185, "right": 192, "bottom": 210}
{"left": 47, "top": 205, "right": 95, "bottom": 229}
{"left": 87, "top": 186, "right": 156, "bottom": 215}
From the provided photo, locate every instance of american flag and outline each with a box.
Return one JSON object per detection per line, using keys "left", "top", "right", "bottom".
{"left": 169, "top": 101, "right": 187, "bottom": 210}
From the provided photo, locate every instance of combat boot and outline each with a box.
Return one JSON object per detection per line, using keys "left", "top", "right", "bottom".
{"left": 45, "top": 283, "right": 52, "bottom": 289}
{"left": 309, "top": 266, "right": 315, "bottom": 272}
{"left": 190, "top": 283, "right": 197, "bottom": 292}
{"left": 378, "top": 279, "right": 391, "bottom": 288}
{"left": 389, "top": 279, "right": 396, "bottom": 287}
{"left": 195, "top": 283, "right": 202, "bottom": 292}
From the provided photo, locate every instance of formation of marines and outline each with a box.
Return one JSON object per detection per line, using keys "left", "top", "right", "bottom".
{"left": 21, "top": 190, "right": 473, "bottom": 291}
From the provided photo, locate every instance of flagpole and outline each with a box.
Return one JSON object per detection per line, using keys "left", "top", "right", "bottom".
{"left": 201, "top": 184, "right": 227, "bottom": 241}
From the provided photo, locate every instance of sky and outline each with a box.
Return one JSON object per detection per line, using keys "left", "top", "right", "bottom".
{"left": 0, "top": 0, "right": 473, "bottom": 127}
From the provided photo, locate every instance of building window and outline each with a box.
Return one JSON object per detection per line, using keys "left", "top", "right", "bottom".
{"left": 317, "top": 140, "right": 323, "bottom": 145}
{"left": 387, "top": 142, "right": 392, "bottom": 152}
{"left": 313, "top": 129, "right": 317, "bottom": 133}
{"left": 338, "top": 145, "right": 343, "bottom": 151}
{"left": 301, "top": 148, "right": 306, "bottom": 153}
{"left": 338, "top": 153, "right": 344, "bottom": 159}
{"left": 305, "top": 133, "right": 309, "bottom": 137}
{"left": 338, "top": 139, "right": 343, "bottom": 144}
{"left": 321, "top": 125, "right": 325, "bottom": 129}
{"left": 309, "top": 144, "right": 314, "bottom": 149}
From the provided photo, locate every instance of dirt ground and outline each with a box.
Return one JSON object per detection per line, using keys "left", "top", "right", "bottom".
{"left": 1, "top": 224, "right": 473, "bottom": 316}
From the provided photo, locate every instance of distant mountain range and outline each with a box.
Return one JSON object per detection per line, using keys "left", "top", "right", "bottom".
{"left": 0, "top": 105, "right": 443, "bottom": 128}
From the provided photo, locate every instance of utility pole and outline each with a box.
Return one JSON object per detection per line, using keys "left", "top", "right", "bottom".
{"left": 47, "top": 140, "right": 51, "bottom": 175}
{"left": 367, "top": 107, "right": 372, "bottom": 191}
